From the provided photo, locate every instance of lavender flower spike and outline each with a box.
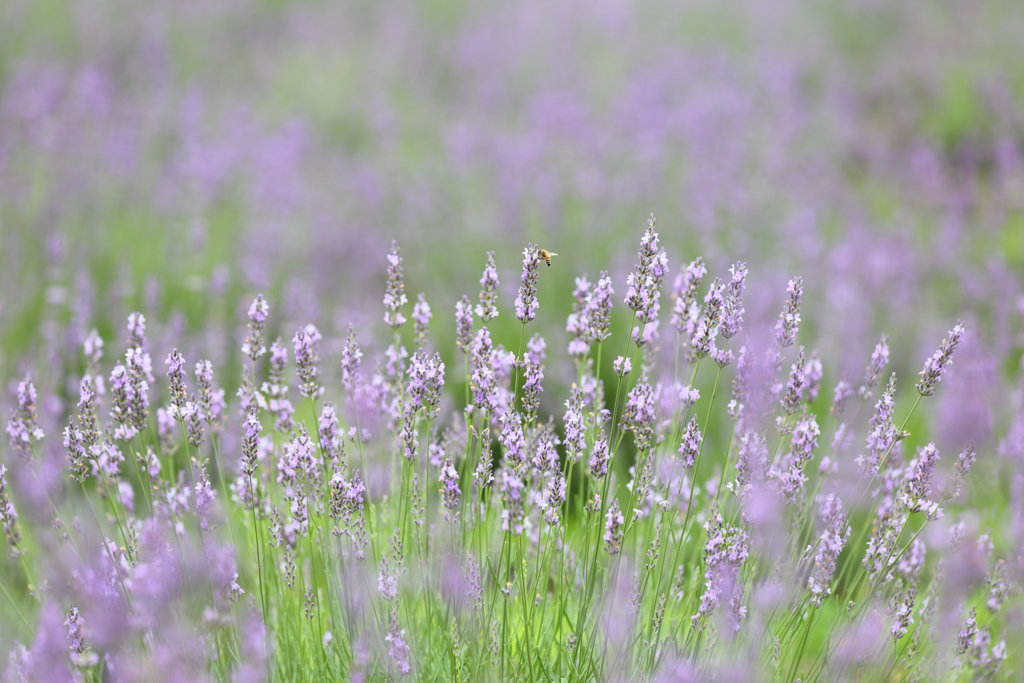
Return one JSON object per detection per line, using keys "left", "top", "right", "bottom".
{"left": 439, "top": 458, "right": 461, "bottom": 522}
{"left": 242, "top": 294, "right": 270, "bottom": 361}
{"left": 384, "top": 240, "right": 408, "bottom": 329}
{"left": 916, "top": 320, "right": 965, "bottom": 396}
{"left": 719, "top": 262, "right": 747, "bottom": 340}
{"left": 774, "top": 277, "right": 803, "bottom": 348}
{"left": 455, "top": 296, "right": 474, "bottom": 354}
{"left": 476, "top": 251, "right": 500, "bottom": 322}
{"left": 6, "top": 374, "right": 44, "bottom": 460}
{"left": 0, "top": 465, "right": 22, "bottom": 550}
{"left": 166, "top": 349, "right": 192, "bottom": 421}
{"left": 241, "top": 408, "right": 263, "bottom": 476}
{"left": 515, "top": 243, "right": 541, "bottom": 324}
{"left": 293, "top": 324, "right": 324, "bottom": 398}
{"left": 604, "top": 498, "right": 624, "bottom": 554}
{"left": 412, "top": 293, "right": 431, "bottom": 345}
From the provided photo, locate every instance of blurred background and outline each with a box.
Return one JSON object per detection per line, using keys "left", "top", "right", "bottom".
{"left": 1, "top": 0, "right": 1023, "bottom": 452}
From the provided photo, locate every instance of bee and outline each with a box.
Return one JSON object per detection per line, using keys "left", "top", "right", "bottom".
{"left": 538, "top": 249, "right": 558, "bottom": 266}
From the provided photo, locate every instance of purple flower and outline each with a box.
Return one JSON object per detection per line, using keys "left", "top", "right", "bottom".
{"left": 0, "top": 465, "right": 21, "bottom": 550}
{"left": 412, "top": 293, "right": 431, "bottom": 345}
{"left": 471, "top": 328, "right": 497, "bottom": 413}
{"left": 692, "top": 503, "right": 749, "bottom": 630}
{"left": 711, "top": 347, "right": 734, "bottom": 368}
{"left": 500, "top": 469, "right": 529, "bottom": 535}
{"left": 195, "top": 360, "right": 226, "bottom": 429}
{"left": 64, "top": 422, "right": 90, "bottom": 483}
{"left": 242, "top": 294, "right": 270, "bottom": 361}
{"left": 341, "top": 325, "right": 363, "bottom": 391}
{"left": 719, "top": 262, "right": 747, "bottom": 340}
{"left": 589, "top": 430, "right": 610, "bottom": 479}
{"left": 692, "top": 278, "right": 724, "bottom": 358}
{"left": 499, "top": 410, "right": 527, "bottom": 475}
{"left": 775, "top": 415, "right": 819, "bottom": 504}
{"left": 587, "top": 271, "right": 614, "bottom": 344}
{"left": 563, "top": 388, "right": 586, "bottom": 464}
{"left": 899, "top": 443, "right": 942, "bottom": 518}
{"left": 293, "top": 324, "right": 324, "bottom": 399}
{"left": 613, "top": 356, "right": 632, "bottom": 377}
{"left": 774, "top": 277, "right": 803, "bottom": 348}
{"left": 383, "top": 240, "right": 408, "bottom": 329}
{"left": 916, "top": 321, "right": 965, "bottom": 396}
{"left": 83, "top": 328, "right": 106, "bottom": 395}
{"left": 514, "top": 244, "right": 541, "bottom": 324}
{"left": 241, "top": 408, "right": 262, "bottom": 477}
{"left": 831, "top": 379, "right": 854, "bottom": 420}
{"left": 439, "top": 457, "right": 461, "bottom": 522}
{"left": 781, "top": 348, "right": 806, "bottom": 416}
{"left": 126, "top": 312, "right": 155, "bottom": 383}
{"left": 670, "top": 257, "right": 706, "bottom": 335}
{"left": 543, "top": 473, "right": 566, "bottom": 526}
{"left": 6, "top": 374, "right": 44, "bottom": 460}
{"left": 808, "top": 491, "right": 851, "bottom": 607}
{"left": 64, "top": 606, "right": 88, "bottom": 660}
{"left": 476, "top": 251, "right": 500, "bottom": 322}
{"left": 803, "top": 350, "right": 823, "bottom": 403}
{"left": 679, "top": 416, "right": 703, "bottom": 469}
{"left": 625, "top": 215, "right": 668, "bottom": 332}
{"left": 166, "top": 349, "right": 192, "bottom": 421}
{"left": 604, "top": 498, "right": 624, "bottom": 554}
{"left": 520, "top": 354, "right": 544, "bottom": 419}
{"left": 195, "top": 465, "right": 215, "bottom": 532}
{"left": 859, "top": 334, "right": 890, "bottom": 400}
{"left": 455, "top": 296, "right": 474, "bottom": 354}
{"left": 566, "top": 275, "right": 593, "bottom": 357}
{"left": 856, "top": 374, "right": 901, "bottom": 478}
{"left": 620, "top": 370, "right": 657, "bottom": 452}
{"left": 262, "top": 339, "right": 294, "bottom": 431}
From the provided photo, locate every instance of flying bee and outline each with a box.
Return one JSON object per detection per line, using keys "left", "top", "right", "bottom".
{"left": 539, "top": 249, "right": 558, "bottom": 266}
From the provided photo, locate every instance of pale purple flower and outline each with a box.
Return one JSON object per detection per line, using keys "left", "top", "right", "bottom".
{"left": 728, "top": 346, "right": 750, "bottom": 420}
{"left": 500, "top": 469, "right": 528, "bottom": 535}
{"left": 899, "top": 443, "right": 942, "bottom": 518}
{"left": 620, "top": 370, "right": 657, "bottom": 452}
{"left": 719, "top": 262, "right": 747, "bottom": 340}
{"left": 241, "top": 408, "right": 262, "bottom": 477}
{"left": 64, "top": 606, "right": 87, "bottom": 658}
{"left": 195, "top": 360, "right": 226, "bottom": 429}
{"left": 409, "top": 349, "right": 445, "bottom": 415}
{"left": 774, "top": 277, "right": 803, "bottom": 348}
{"left": 589, "top": 430, "right": 609, "bottom": 479}
{"left": 943, "top": 446, "right": 976, "bottom": 499}
{"left": 455, "top": 296, "right": 474, "bottom": 354}
{"left": 566, "top": 275, "right": 593, "bottom": 357}
{"left": 803, "top": 350, "right": 823, "bottom": 403}
{"left": 776, "top": 415, "right": 819, "bottom": 504}
{"left": 439, "top": 457, "right": 461, "bottom": 522}
{"left": 563, "top": 388, "right": 586, "bottom": 464}
{"left": 859, "top": 334, "right": 890, "bottom": 400}
{"left": 613, "top": 356, "right": 632, "bottom": 377}
{"left": 195, "top": 466, "right": 215, "bottom": 532}
{"left": 693, "top": 503, "right": 749, "bottom": 630}
{"left": 543, "top": 473, "right": 566, "bottom": 526}
{"left": 856, "top": 374, "right": 901, "bottom": 477}
{"left": 520, "top": 355, "right": 543, "bottom": 418}
{"left": 831, "top": 379, "right": 854, "bottom": 419}
{"left": 383, "top": 241, "right": 408, "bottom": 329}
{"left": 692, "top": 277, "right": 724, "bottom": 357}
{"left": 625, "top": 215, "right": 666, "bottom": 327}
{"left": 916, "top": 321, "right": 965, "bottom": 396}
{"left": 500, "top": 411, "right": 527, "bottom": 475}
{"left": 242, "top": 294, "right": 270, "bottom": 361}
{"left": 166, "top": 349, "right": 192, "bottom": 421}
{"left": 781, "top": 348, "right": 806, "bottom": 416}
{"left": 83, "top": 328, "right": 106, "bottom": 395}
{"left": 7, "top": 375, "right": 44, "bottom": 459}
{"left": 679, "top": 416, "right": 702, "bottom": 469}
{"left": 891, "top": 590, "right": 915, "bottom": 640}
{"left": 412, "top": 293, "right": 431, "bottom": 345}
{"left": 262, "top": 339, "right": 294, "bottom": 431}
{"left": 587, "top": 271, "right": 614, "bottom": 343}
{"left": 476, "top": 251, "right": 500, "bottom": 322}
{"left": 471, "top": 328, "right": 497, "bottom": 413}
{"left": 808, "top": 491, "right": 850, "bottom": 607}
{"left": 515, "top": 243, "right": 541, "bottom": 323}
{"left": 604, "top": 498, "right": 624, "bottom": 555}
{"left": 0, "top": 465, "right": 21, "bottom": 549}
{"left": 125, "top": 312, "right": 154, "bottom": 383}
{"left": 711, "top": 347, "right": 733, "bottom": 368}
{"left": 64, "top": 422, "right": 90, "bottom": 483}
{"left": 671, "top": 257, "right": 706, "bottom": 335}
{"left": 385, "top": 620, "right": 412, "bottom": 676}
{"left": 293, "top": 324, "right": 324, "bottom": 398}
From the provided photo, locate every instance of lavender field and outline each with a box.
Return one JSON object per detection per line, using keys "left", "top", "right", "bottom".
{"left": 2, "top": 0, "right": 1024, "bottom": 681}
